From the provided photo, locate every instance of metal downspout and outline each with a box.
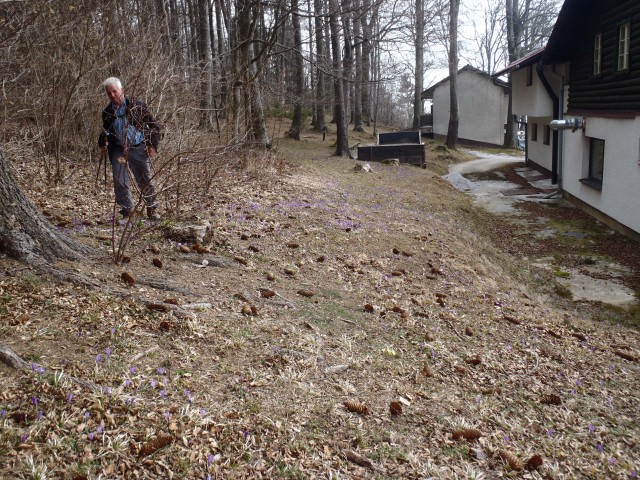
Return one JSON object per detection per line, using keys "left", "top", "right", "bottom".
{"left": 547, "top": 67, "right": 566, "bottom": 193}
{"left": 536, "top": 62, "right": 560, "bottom": 185}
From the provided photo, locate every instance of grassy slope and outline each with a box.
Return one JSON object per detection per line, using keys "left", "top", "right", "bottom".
{"left": 0, "top": 128, "right": 638, "bottom": 479}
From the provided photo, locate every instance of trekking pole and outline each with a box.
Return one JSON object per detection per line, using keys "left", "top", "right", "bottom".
{"left": 96, "top": 148, "right": 106, "bottom": 187}
{"left": 103, "top": 149, "right": 108, "bottom": 187}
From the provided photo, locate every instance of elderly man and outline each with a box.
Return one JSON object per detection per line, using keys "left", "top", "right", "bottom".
{"left": 98, "top": 77, "right": 161, "bottom": 220}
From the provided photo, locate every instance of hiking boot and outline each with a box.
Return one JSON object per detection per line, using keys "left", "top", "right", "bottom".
{"left": 147, "top": 207, "right": 161, "bottom": 221}
{"left": 119, "top": 207, "right": 135, "bottom": 218}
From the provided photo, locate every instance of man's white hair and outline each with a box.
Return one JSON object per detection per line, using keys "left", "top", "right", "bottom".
{"left": 103, "top": 77, "right": 122, "bottom": 89}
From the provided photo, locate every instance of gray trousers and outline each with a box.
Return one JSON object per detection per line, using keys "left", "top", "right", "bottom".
{"left": 108, "top": 143, "right": 157, "bottom": 210}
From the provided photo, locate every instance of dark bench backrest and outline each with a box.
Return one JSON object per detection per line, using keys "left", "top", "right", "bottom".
{"left": 378, "top": 131, "right": 422, "bottom": 145}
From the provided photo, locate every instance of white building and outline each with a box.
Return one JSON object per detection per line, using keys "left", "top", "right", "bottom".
{"left": 421, "top": 65, "right": 509, "bottom": 147}
{"left": 495, "top": 0, "right": 640, "bottom": 238}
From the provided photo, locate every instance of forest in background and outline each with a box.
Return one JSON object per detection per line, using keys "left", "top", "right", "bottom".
{"left": 0, "top": 0, "right": 561, "bottom": 180}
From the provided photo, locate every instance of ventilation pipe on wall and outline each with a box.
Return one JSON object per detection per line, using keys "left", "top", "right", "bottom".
{"left": 550, "top": 117, "right": 585, "bottom": 132}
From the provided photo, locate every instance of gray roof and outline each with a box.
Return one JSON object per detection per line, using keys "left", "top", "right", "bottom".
{"left": 421, "top": 65, "right": 508, "bottom": 100}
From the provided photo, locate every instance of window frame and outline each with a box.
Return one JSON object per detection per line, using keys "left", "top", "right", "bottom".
{"left": 580, "top": 137, "right": 605, "bottom": 190}
{"left": 593, "top": 33, "right": 602, "bottom": 76}
{"left": 531, "top": 123, "right": 538, "bottom": 142}
{"left": 617, "top": 22, "right": 630, "bottom": 72}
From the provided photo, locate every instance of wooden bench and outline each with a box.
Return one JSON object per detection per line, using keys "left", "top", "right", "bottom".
{"left": 357, "top": 131, "right": 425, "bottom": 166}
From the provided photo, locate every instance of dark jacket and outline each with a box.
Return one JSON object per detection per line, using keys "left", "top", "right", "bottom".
{"left": 98, "top": 97, "right": 161, "bottom": 151}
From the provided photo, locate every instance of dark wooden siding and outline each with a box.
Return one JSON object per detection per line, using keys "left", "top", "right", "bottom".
{"left": 567, "top": 0, "right": 640, "bottom": 112}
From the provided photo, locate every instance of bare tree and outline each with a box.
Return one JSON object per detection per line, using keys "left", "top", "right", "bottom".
{"left": 288, "top": 0, "right": 305, "bottom": 140}
{"left": 503, "top": 0, "right": 560, "bottom": 147}
{"left": 412, "top": 0, "right": 425, "bottom": 130}
{"left": 198, "top": 0, "right": 214, "bottom": 129}
{"left": 465, "top": 0, "right": 506, "bottom": 74}
{"left": 328, "top": 0, "right": 351, "bottom": 156}
{"left": 446, "top": 0, "right": 460, "bottom": 148}
{"left": 312, "top": 0, "right": 328, "bottom": 131}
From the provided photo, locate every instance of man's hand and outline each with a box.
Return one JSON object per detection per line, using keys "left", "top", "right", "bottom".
{"left": 147, "top": 146, "right": 156, "bottom": 157}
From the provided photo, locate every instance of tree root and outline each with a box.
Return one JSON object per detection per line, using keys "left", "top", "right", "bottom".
{"left": 0, "top": 344, "right": 101, "bottom": 392}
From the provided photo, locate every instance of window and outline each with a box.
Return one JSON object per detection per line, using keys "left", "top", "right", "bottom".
{"left": 531, "top": 123, "right": 538, "bottom": 142}
{"left": 543, "top": 125, "right": 551, "bottom": 145}
{"left": 618, "top": 22, "right": 630, "bottom": 71}
{"left": 593, "top": 33, "right": 602, "bottom": 75}
{"left": 526, "top": 65, "right": 533, "bottom": 86}
{"left": 584, "top": 138, "right": 605, "bottom": 188}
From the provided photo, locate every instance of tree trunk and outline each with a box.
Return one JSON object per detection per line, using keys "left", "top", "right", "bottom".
{"left": 353, "top": 0, "right": 364, "bottom": 132}
{"left": 360, "top": 0, "right": 377, "bottom": 127}
{"left": 328, "top": 0, "right": 351, "bottom": 157}
{"left": 215, "top": 0, "right": 228, "bottom": 114}
{"left": 288, "top": 0, "right": 304, "bottom": 140}
{"left": 198, "top": 0, "right": 214, "bottom": 129}
{"left": 503, "top": 75, "right": 515, "bottom": 148}
{"left": 504, "top": 0, "right": 521, "bottom": 149}
{"left": 413, "top": 0, "right": 424, "bottom": 130}
{"left": 313, "top": 0, "right": 326, "bottom": 130}
{"left": 0, "top": 147, "right": 91, "bottom": 263}
{"left": 445, "top": 0, "right": 460, "bottom": 149}
{"left": 341, "top": 1, "right": 354, "bottom": 125}
{"left": 234, "top": 0, "right": 271, "bottom": 149}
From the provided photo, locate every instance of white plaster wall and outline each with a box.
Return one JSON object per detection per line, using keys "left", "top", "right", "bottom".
{"left": 431, "top": 70, "right": 508, "bottom": 145}
{"left": 527, "top": 116, "right": 553, "bottom": 172}
{"left": 511, "top": 68, "right": 553, "bottom": 117}
{"left": 432, "top": 86, "right": 449, "bottom": 137}
{"left": 562, "top": 116, "right": 640, "bottom": 233}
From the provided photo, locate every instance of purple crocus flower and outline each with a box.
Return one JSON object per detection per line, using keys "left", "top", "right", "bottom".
{"left": 105, "top": 348, "right": 112, "bottom": 357}
{"left": 597, "top": 442, "right": 604, "bottom": 452}
{"left": 88, "top": 432, "right": 95, "bottom": 441}
{"left": 588, "top": 424, "right": 596, "bottom": 433}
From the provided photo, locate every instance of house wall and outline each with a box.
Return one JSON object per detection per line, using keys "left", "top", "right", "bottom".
{"left": 511, "top": 67, "right": 553, "bottom": 117}
{"left": 566, "top": 0, "right": 640, "bottom": 112}
{"left": 432, "top": 71, "right": 508, "bottom": 146}
{"left": 561, "top": 115, "right": 640, "bottom": 233}
{"left": 527, "top": 116, "right": 554, "bottom": 173}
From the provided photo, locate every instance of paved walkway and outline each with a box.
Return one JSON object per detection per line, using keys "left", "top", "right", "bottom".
{"left": 443, "top": 149, "right": 637, "bottom": 308}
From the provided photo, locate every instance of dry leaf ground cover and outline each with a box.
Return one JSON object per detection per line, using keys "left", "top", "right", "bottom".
{"left": 0, "top": 131, "right": 639, "bottom": 479}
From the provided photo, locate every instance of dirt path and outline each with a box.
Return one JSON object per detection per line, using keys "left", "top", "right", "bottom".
{"left": 1, "top": 139, "right": 639, "bottom": 479}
